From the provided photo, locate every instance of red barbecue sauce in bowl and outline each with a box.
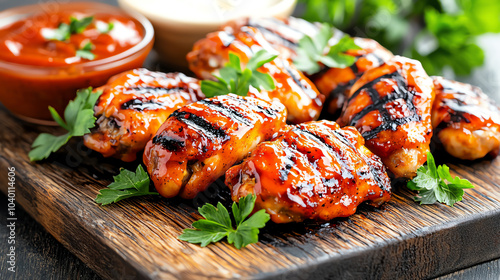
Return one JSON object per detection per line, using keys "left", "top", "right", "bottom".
{"left": 0, "top": 2, "right": 154, "bottom": 124}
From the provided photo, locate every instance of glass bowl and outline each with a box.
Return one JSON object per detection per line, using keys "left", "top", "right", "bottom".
{"left": 0, "top": 2, "right": 154, "bottom": 125}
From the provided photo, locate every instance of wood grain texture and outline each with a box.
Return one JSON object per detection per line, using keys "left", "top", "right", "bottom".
{"left": 0, "top": 191, "right": 101, "bottom": 280}
{"left": 0, "top": 108, "right": 499, "bottom": 280}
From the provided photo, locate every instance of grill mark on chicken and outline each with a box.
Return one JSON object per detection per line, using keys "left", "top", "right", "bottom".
{"left": 247, "top": 18, "right": 300, "bottom": 49}
{"left": 231, "top": 96, "right": 279, "bottom": 118}
{"left": 198, "top": 99, "right": 251, "bottom": 125}
{"left": 331, "top": 130, "right": 387, "bottom": 190}
{"left": 327, "top": 79, "right": 355, "bottom": 108}
{"left": 219, "top": 32, "right": 236, "bottom": 47}
{"left": 122, "top": 86, "right": 190, "bottom": 95}
{"left": 120, "top": 98, "right": 166, "bottom": 111}
{"left": 293, "top": 127, "right": 354, "bottom": 180}
{"left": 436, "top": 79, "right": 495, "bottom": 127}
{"left": 278, "top": 145, "right": 296, "bottom": 182}
{"left": 171, "top": 111, "right": 228, "bottom": 140}
{"left": 347, "top": 71, "right": 421, "bottom": 140}
{"left": 152, "top": 135, "right": 185, "bottom": 151}
{"left": 120, "top": 86, "right": 197, "bottom": 111}
{"left": 282, "top": 62, "right": 318, "bottom": 100}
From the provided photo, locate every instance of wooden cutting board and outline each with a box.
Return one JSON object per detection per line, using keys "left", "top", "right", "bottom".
{"left": 1, "top": 107, "right": 499, "bottom": 280}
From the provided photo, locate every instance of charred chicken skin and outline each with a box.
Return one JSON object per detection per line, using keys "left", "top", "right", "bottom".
{"left": 432, "top": 77, "right": 500, "bottom": 160}
{"left": 338, "top": 56, "right": 435, "bottom": 178}
{"left": 187, "top": 25, "right": 324, "bottom": 124}
{"left": 223, "top": 17, "right": 321, "bottom": 60}
{"left": 143, "top": 94, "right": 287, "bottom": 199}
{"left": 225, "top": 120, "right": 391, "bottom": 223}
{"left": 225, "top": 18, "right": 393, "bottom": 117}
{"left": 313, "top": 38, "right": 393, "bottom": 116}
{"left": 83, "top": 69, "right": 203, "bottom": 162}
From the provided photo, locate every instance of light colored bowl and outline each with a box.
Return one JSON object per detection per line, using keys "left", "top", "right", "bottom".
{"left": 0, "top": 2, "right": 154, "bottom": 124}
{"left": 118, "top": 0, "right": 297, "bottom": 70}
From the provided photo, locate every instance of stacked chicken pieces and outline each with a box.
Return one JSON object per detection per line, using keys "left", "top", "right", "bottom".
{"left": 84, "top": 17, "right": 500, "bottom": 223}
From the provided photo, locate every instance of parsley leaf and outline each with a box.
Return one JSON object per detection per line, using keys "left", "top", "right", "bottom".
{"left": 43, "top": 15, "right": 94, "bottom": 41}
{"left": 69, "top": 16, "right": 94, "bottom": 34}
{"left": 76, "top": 41, "right": 95, "bottom": 60}
{"left": 29, "top": 87, "right": 102, "bottom": 161}
{"left": 293, "top": 23, "right": 361, "bottom": 75}
{"left": 407, "top": 152, "right": 474, "bottom": 206}
{"left": 201, "top": 50, "right": 277, "bottom": 97}
{"left": 95, "top": 165, "right": 159, "bottom": 205}
{"left": 179, "top": 194, "right": 270, "bottom": 249}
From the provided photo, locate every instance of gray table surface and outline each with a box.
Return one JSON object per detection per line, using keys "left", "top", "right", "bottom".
{"left": 0, "top": 0, "right": 499, "bottom": 279}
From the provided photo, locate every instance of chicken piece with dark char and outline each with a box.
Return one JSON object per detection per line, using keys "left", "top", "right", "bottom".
{"left": 223, "top": 16, "right": 321, "bottom": 60}
{"left": 83, "top": 68, "right": 204, "bottom": 162}
{"left": 338, "top": 56, "right": 435, "bottom": 179}
{"left": 187, "top": 25, "right": 324, "bottom": 124}
{"left": 225, "top": 120, "right": 391, "bottom": 223}
{"left": 143, "top": 94, "right": 287, "bottom": 199}
{"left": 225, "top": 17, "right": 393, "bottom": 117}
{"left": 432, "top": 76, "right": 500, "bottom": 160}
{"left": 312, "top": 38, "right": 393, "bottom": 116}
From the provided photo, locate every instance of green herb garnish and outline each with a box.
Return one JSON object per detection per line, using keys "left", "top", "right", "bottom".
{"left": 69, "top": 16, "right": 94, "bottom": 34}
{"left": 29, "top": 87, "right": 102, "bottom": 161}
{"left": 201, "top": 49, "right": 277, "bottom": 97}
{"left": 45, "top": 23, "right": 71, "bottom": 41}
{"left": 95, "top": 165, "right": 159, "bottom": 205}
{"left": 179, "top": 194, "right": 270, "bottom": 249}
{"left": 97, "top": 21, "right": 114, "bottom": 34}
{"left": 293, "top": 23, "right": 361, "bottom": 75}
{"left": 76, "top": 41, "right": 95, "bottom": 60}
{"left": 407, "top": 152, "right": 474, "bottom": 206}
{"left": 298, "top": 0, "right": 500, "bottom": 75}
{"left": 43, "top": 15, "right": 95, "bottom": 41}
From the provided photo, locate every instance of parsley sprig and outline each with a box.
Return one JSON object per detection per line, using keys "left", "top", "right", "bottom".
{"left": 293, "top": 23, "right": 361, "bottom": 75}
{"left": 95, "top": 165, "right": 159, "bottom": 205}
{"left": 407, "top": 152, "right": 474, "bottom": 206}
{"left": 179, "top": 194, "right": 270, "bottom": 249}
{"left": 201, "top": 50, "right": 277, "bottom": 97}
{"left": 29, "top": 87, "right": 102, "bottom": 161}
{"left": 76, "top": 41, "right": 95, "bottom": 60}
{"left": 44, "top": 16, "right": 95, "bottom": 41}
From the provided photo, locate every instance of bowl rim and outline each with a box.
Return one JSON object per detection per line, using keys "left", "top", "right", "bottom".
{"left": 0, "top": 1, "right": 154, "bottom": 71}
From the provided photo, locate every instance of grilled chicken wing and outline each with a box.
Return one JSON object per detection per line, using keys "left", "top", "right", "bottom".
{"left": 187, "top": 25, "right": 324, "bottom": 124}
{"left": 223, "top": 17, "right": 320, "bottom": 60}
{"left": 338, "top": 56, "right": 435, "bottom": 178}
{"left": 225, "top": 120, "right": 391, "bottom": 223}
{"left": 143, "top": 94, "right": 287, "bottom": 199}
{"left": 313, "top": 38, "right": 393, "bottom": 116}
{"left": 226, "top": 18, "right": 393, "bottom": 117}
{"left": 432, "top": 77, "right": 500, "bottom": 160}
{"left": 83, "top": 69, "right": 203, "bottom": 162}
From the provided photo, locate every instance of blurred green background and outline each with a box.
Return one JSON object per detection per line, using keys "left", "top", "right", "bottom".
{"left": 297, "top": 0, "right": 500, "bottom": 77}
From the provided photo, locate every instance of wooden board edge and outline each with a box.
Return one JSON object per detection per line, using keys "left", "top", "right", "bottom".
{"left": 255, "top": 209, "right": 500, "bottom": 280}
{"left": 0, "top": 157, "right": 153, "bottom": 280}
{"left": 2, "top": 153, "right": 499, "bottom": 280}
